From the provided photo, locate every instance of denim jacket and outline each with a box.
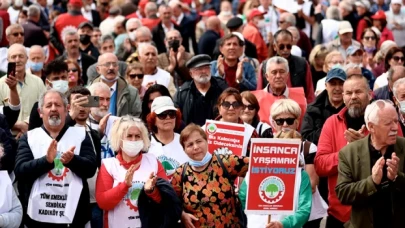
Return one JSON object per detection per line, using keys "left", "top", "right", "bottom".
{"left": 210, "top": 60, "right": 257, "bottom": 91}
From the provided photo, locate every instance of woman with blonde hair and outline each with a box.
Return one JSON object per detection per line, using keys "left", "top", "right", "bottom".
{"left": 96, "top": 115, "right": 181, "bottom": 228}
{"left": 125, "top": 62, "right": 147, "bottom": 100}
{"left": 309, "top": 45, "right": 330, "bottom": 89}
{"left": 315, "top": 51, "right": 345, "bottom": 95}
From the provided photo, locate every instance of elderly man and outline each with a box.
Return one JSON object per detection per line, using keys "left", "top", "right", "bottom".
{"left": 140, "top": 2, "right": 160, "bottom": 31}
{"left": 386, "top": 0, "right": 405, "bottom": 49}
{"left": 137, "top": 43, "right": 176, "bottom": 96}
{"left": 125, "top": 26, "right": 153, "bottom": 64}
{"left": 0, "top": 44, "right": 45, "bottom": 137}
{"left": 210, "top": 33, "right": 257, "bottom": 92}
{"left": 393, "top": 77, "right": 405, "bottom": 133}
{"left": 242, "top": 9, "right": 267, "bottom": 62}
{"left": 252, "top": 56, "right": 307, "bottom": 127}
{"left": 315, "top": 74, "right": 375, "bottom": 227}
{"left": 374, "top": 66, "right": 405, "bottom": 102}
{"left": 174, "top": 54, "right": 228, "bottom": 125}
{"left": 116, "top": 18, "right": 142, "bottom": 61}
{"left": 22, "top": 5, "right": 48, "bottom": 48}
{"left": 87, "top": 34, "right": 128, "bottom": 84}
{"left": 15, "top": 89, "right": 97, "bottom": 227}
{"left": 157, "top": 30, "right": 193, "bottom": 87}
{"left": 258, "top": 30, "right": 315, "bottom": 103}
{"left": 78, "top": 21, "right": 99, "bottom": 59}
{"left": 91, "top": 53, "right": 141, "bottom": 117}
{"left": 55, "top": 27, "right": 96, "bottom": 86}
{"left": 198, "top": 16, "right": 222, "bottom": 59}
{"left": 27, "top": 45, "right": 46, "bottom": 79}
{"left": 336, "top": 100, "right": 405, "bottom": 228}
{"left": 0, "top": 24, "right": 31, "bottom": 73}
{"left": 152, "top": 5, "right": 181, "bottom": 54}
{"left": 326, "top": 21, "right": 361, "bottom": 61}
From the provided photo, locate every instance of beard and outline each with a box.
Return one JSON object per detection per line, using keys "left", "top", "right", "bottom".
{"left": 194, "top": 74, "right": 211, "bottom": 84}
{"left": 92, "top": 107, "right": 108, "bottom": 118}
{"left": 48, "top": 116, "right": 62, "bottom": 126}
{"left": 348, "top": 106, "right": 363, "bottom": 118}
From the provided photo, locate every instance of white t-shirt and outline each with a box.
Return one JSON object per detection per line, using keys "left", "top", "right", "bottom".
{"left": 142, "top": 67, "right": 171, "bottom": 88}
{"left": 374, "top": 72, "right": 388, "bottom": 90}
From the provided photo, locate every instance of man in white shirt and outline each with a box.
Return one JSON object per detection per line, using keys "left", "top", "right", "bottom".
{"left": 0, "top": 24, "right": 30, "bottom": 73}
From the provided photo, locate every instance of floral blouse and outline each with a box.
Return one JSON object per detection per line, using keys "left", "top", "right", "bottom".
{"left": 171, "top": 154, "right": 249, "bottom": 227}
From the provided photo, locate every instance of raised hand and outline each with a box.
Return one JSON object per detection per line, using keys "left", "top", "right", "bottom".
{"left": 217, "top": 55, "right": 225, "bottom": 77}
{"left": 46, "top": 140, "right": 58, "bottom": 163}
{"left": 372, "top": 157, "right": 385, "bottom": 185}
{"left": 387, "top": 152, "right": 400, "bottom": 181}
{"left": 60, "top": 146, "right": 75, "bottom": 164}
{"left": 144, "top": 172, "right": 157, "bottom": 193}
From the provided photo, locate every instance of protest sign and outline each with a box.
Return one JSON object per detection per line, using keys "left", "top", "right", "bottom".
{"left": 205, "top": 120, "right": 245, "bottom": 156}
{"left": 245, "top": 138, "right": 301, "bottom": 215}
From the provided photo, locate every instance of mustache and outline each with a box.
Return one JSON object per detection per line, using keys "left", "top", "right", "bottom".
{"left": 389, "top": 131, "right": 398, "bottom": 136}
{"left": 107, "top": 69, "right": 115, "bottom": 74}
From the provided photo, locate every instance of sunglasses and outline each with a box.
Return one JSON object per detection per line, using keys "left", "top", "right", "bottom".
{"left": 392, "top": 56, "right": 405, "bottom": 62}
{"left": 364, "top": 36, "right": 376, "bottom": 41}
{"left": 12, "top": 32, "right": 24, "bottom": 37}
{"left": 129, "top": 74, "right": 144, "bottom": 79}
{"left": 68, "top": 68, "right": 78, "bottom": 73}
{"left": 274, "top": 118, "right": 296, "bottom": 126}
{"left": 278, "top": 44, "right": 292, "bottom": 50}
{"left": 157, "top": 110, "right": 176, "bottom": 120}
{"left": 244, "top": 104, "right": 255, "bottom": 111}
{"left": 221, "top": 101, "right": 242, "bottom": 110}
{"left": 129, "top": 28, "right": 137, "bottom": 32}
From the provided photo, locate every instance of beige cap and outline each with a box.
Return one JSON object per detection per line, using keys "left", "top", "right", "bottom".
{"left": 338, "top": 21, "right": 353, "bottom": 34}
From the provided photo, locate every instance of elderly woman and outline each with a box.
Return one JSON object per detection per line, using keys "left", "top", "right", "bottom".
{"left": 240, "top": 91, "right": 273, "bottom": 138}
{"left": 66, "top": 60, "right": 82, "bottom": 88}
{"left": 125, "top": 62, "right": 147, "bottom": 100}
{"left": 239, "top": 99, "right": 327, "bottom": 228}
{"left": 147, "top": 96, "right": 188, "bottom": 180}
{"left": 171, "top": 124, "right": 249, "bottom": 227}
{"left": 315, "top": 51, "right": 345, "bottom": 95}
{"left": 96, "top": 115, "right": 181, "bottom": 228}
{"left": 204, "top": 88, "right": 258, "bottom": 156}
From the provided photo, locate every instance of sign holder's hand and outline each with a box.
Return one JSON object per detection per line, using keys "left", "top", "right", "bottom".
{"left": 46, "top": 140, "right": 58, "bottom": 163}
{"left": 61, "top": 146, "right": 75, "bottom": 164}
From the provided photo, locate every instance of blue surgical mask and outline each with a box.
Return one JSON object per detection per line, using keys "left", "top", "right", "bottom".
{"left": 189, "top": 152, "right": 212, "bottom": 167}
{"left": 100, "top": 75, "right": 118, "bottom": 83}
{"left": 28, "top": 60, "right": 44, "bottom": 72}
{"left": 332, "top": 64, "right": 343, "bottom": 69}
{"left": 398, "top": 99, "right": 405, "bottom": 114}
{"left": 48, "top": 79, "right": 69, "bottom": 93}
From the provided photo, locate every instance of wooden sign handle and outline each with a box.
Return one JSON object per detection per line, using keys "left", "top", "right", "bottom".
{"left": 267, "top": 215, "right": 271, "bottom": 223}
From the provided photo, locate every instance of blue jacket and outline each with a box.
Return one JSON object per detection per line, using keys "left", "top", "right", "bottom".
{"left": 210, "top": 60, "right": 257, "bottom": 91}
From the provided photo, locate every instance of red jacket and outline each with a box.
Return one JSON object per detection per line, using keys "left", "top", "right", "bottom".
{"left": 141, "top": 18, "right": 161, "bottom": 31}
{"left": 314, "top": 107, "right": 403, "bottom": 222}
{"left": 378, "top": 27, "right": 394, "bottom": 48}
{"left": 242, "top": 22, "right": 268, "bottom": 63}
{"left": 356, "top": 19, "right": 369, "bottom": 42}
{"left": 54, "top": 13, "right": 88, "bottom": 41}
{"left": 0, "top": 10, "right": 10, "bottom": 47}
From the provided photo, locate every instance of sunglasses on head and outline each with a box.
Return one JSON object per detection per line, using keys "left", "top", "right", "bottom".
{"left": 244, "top": 104, "right": 255, "bottom": 111}
{"left": 221, "top": 101, "right": 242, "bottom": 110}
{"left": 278, "top": 44, "right": 292, "bottom": 50}
{"left": 68, "top": 68, "right": 78, "bottom": 73}
{"left": 157, "top": 110, "right": 176, "bottom": 120}
{"left": 274, "top": 118, "right": 296, "bottom": 126}
{"left": 392, "top": 56, "right": 405, "bottom": 62}
{"left": 364, "top": 36, "right": 376, "bottom": 41}
{"left": 129, "top": 74, "right": 144, "bottom": 79}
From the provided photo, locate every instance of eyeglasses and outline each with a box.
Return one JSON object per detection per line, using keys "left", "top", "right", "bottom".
{"left": 278, "top": 44, "right": 292, "bottom": 50}
{"left": 221, "top": 101, "right": 242, "bottom": 110}
{"left": 363, "top": 36, "right": 376, "bottom": 41}
{"left": 392, "top": 56, "right": 405, "bottom": 62}
{"left": 129, "top": 74, "right": 144, "bottom": 79}
{"left": 156, "top": 110, "right": 176, "bottom": 120}
{"left": 274, "top": 118, "right": 296, "bottom": 126}
{"left": 99, "top": 62, "right": 118, "bottom": 67}
{"left": 12, "top": 32, "right": 24, "bottom": 37}
{"left": 68, "top": 68, "right": 78, "bottom": 73}
{"left": 244, "top": 104, "right": 255, "bottom": 111}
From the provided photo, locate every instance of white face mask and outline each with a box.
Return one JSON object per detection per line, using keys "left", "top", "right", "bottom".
{"left": 257, "top": 19, "right": 266, "bottom": 29}
{"left": 49, "top": 80, "right": 69, "bottom": 94}
{"left": 121, "top": 140, "right": 144, "bottom": 157}
{"left": 397, "top": 98, "right": 405, "bottom": 114}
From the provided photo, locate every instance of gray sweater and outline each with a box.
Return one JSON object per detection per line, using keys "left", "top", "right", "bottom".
{"left": 0, "top": 187, "right": 22, "bottom": 228}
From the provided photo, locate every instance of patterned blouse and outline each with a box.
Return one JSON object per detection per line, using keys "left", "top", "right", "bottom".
{"left": 171, "top": 154, "right": 249, "bottom": 227}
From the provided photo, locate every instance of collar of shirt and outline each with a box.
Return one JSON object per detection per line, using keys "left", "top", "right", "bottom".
{"left": 175, "top": 13, "right": 184, "bottom": 25}
{"left": 110, "top": 82, "right": 117, "bottom": 95}
{"left": 266, "top": 85, "right": 289, "bottom": 98}
{"left": 162, "top": 23, "right": 174, "bottom": 34}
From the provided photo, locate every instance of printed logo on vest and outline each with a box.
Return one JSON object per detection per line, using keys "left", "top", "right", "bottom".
{"left": 158, "top": 155, "right": 179, "bottom": 179}
{"left": 258, "top": 176, "right": 285, "bottom": 204}
{"left": 48, "top": 152, "right": 69, "bottom": 181}
{"left": 125, "top": 181, "right": 144, "bottom": 211}
{"left": 207, "top": 123, "right": 217, "bottom": 135}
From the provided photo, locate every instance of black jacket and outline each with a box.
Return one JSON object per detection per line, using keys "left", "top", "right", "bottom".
{"left": 15, "top": 125, "right": 97, "bottom": 228}
{"left": 198, "top": 30, "right": 220, "bottom": 59}
{"left": 178, "top": 14, "right": 198, "bottom": 54}
{"left": 22, "top": 20, "right": 48, "bottom": 47}
{"left": 90, "top": 10, "right": 101, "bottom": 27}
{"left": 138, "top": 178, "right": 182, "bottom": 228}
{"left": 152, "top": 21, "right": 181, "bottom": 54}
{"left": 174, "top": 77, "right": 228, "bottom": 125}
{"left": 56, "top": 53, "right": 96, "bottom": 86}
{"left": 300, "top": 89, "right": 344, "bottom": 145}
{"left": 0, "top": 113, "right": 16, "bottom": 173}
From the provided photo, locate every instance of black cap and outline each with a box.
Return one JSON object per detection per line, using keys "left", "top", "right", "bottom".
{"left": 226, "top": 17, "right": 243, "bottom": 29}
{"left": 78, "top": 21, "right": 94, "bottom": 30}
{"left": 186, "top": 54, "right": 212, "bottom": 69}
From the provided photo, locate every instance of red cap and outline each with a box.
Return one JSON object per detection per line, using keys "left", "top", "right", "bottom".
{"left": 371, "top": 10, "right": 386, "bottom": 20}
{"left": 69, "top": 0, "right": 83, "bottom": 7}
{"left": 199, "top": 10, "right": 216, "bottom": 17}
{"left": 139, "top": 0, "right": 148, "bottom": 9}
{"left": 248, "top": 9, "right": 265, "bottom": 20}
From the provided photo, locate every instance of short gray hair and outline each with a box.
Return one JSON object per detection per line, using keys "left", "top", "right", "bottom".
{"left": 165, "top": 29, "right": 182, "bottom": 40}
{"left": 393, "top": 77, "right": 405, "bottom": 97}
{"left": 326, "top": 6, "right": 341, "bottom": 20}
{"left": 388, "top": 65, "right": 405, "bottom": 81}
{"left": 364, "top": 100, "right": 395, "bottom": 130}
{"left": 62, "top": 27, "right": 78, "bottom": 43}
{"left": 27, "top": 4, "right": 40, "bottom": 17}
{"left": 287, "top": 26, "right": 300, "bottom": 40}
{"left": 339, "top": 1, "right": 353, "bottom": 12}
{"left": 138, "top": 43, "right": 157, "bottom": 56}
{"left": 344, "top": 62, "right": 361, "bottom": 74}
{"left": 145, "top": 2, "right": 158, "bottom": 13}
{"left": 125, "top": 18, "right": 142, "bottom": 31}
{"left": 134, "top": 26, "right": 152, "bottom": 40}
{"left": 38, "top": 89, "right": 68, "bottom": 112}
{"left": 5, "top": 24, "right": 23, "bottom": 36}
{"left": 88, "top": 82, "right": 110, "bottom": 95}
{"left": 285, "top": 13, "right": 296, "bottom": 26}
{"left": 266, "top": 56, "right": 289, "bottom": 74}
{"left": 100, "top": 34, "right": 114, "bottom": 45}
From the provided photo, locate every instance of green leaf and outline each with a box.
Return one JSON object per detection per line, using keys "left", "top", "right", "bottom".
{"left": 266, "top": 184, "right": 278, "bottom": 196}
{"left": 162, "top": 161, "right": 174, "bottom": 170}
{"left": 54, "top": 159, "right": 64, "bottom": 169}
{"left": 130, "top": 188, "right": 141, "bottom": 200}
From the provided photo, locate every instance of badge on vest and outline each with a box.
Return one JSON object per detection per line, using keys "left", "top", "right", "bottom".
{"left": 125, "top": 181, "right": 145, "bottom": 213}
{"left": 157, "top": 155, "right": 179, "bottom": 179}
{"left": 48, "top": 151, "right": 68, "bottom": 181}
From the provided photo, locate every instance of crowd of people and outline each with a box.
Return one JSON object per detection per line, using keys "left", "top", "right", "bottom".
{"left": 0, "top": 0, "right": 405, "bottom": 227}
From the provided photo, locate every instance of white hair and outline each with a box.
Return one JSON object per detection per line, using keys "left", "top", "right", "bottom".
{"left": 344, "top": 62, "right": 362, "bottom": 73}
{"left": 138, "top": 43, "right": 157, "bottom": 56}
{"left": 134, "top": 26, "right": 152, "bottom": 39}
{"left": 27, "top": 4, "right": 40, "bottom": 17}
{"left": 5, "top": 24, "right": 23, "bottom": 36}
{"left": 114, "top": 15, "right": 125, "bottom": 26}
{"left": 364, "top": 100, "right": 395, "bottom": 130}
{"left": 88, "top": 82, "right": 110, "bottom": 95}
{"left": 266, "top": 56, "right": 289, "bottom": 74}
{"left": 62, "top": 27, "right": 78, "bottom": 43}
{"left": 393, "top": 77, "right": 405, "bottom": 97}
{"left": 125, "top": 18, "right": 142, "bottom": 31}
{"left": 287, "top": 26, "right": 300, "bottom": 40}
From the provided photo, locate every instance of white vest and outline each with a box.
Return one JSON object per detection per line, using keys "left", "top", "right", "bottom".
{"left": 102, "top": 153, "right": 158, "bottom": 228}
{"left": 149, "top": 133, "right": 188, "bottom": 180}
{"left": 0, "top": 171, "right": 12, "bottom": 214}
{"left": 321, "top": 19, "right": 339, "bottom": 44}
{"left": 27, "top": 127, "right": 85, "bottom": 224}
